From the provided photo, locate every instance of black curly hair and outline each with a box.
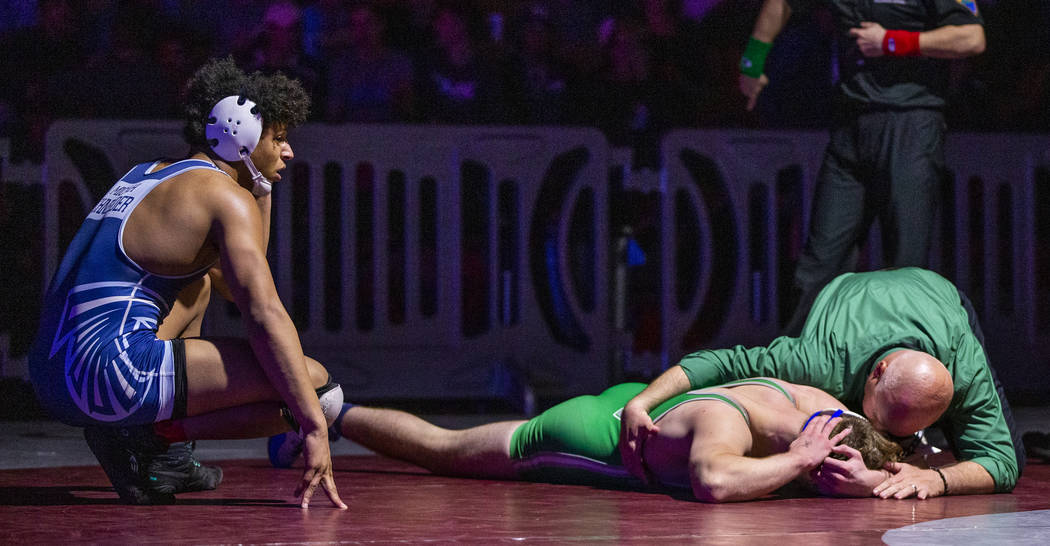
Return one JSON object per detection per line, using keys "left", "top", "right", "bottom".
{"left": 182, "top": 56, "right": 311, "bottom": 150}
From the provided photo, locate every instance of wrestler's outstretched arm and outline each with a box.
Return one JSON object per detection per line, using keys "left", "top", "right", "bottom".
{"left": 207, "top": 178, "right": 343, "bottom": 509}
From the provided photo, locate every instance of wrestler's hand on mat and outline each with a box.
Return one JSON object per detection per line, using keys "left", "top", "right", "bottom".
{"left": 810, "top": 444, "right": 886, "bottom": 497}
{"left": 296, "top": 430, "right": 348, "bottom": 509}
{"left": 739, "top": 73, "right": 769, "bottom": 112}
{"left": 619, "top": 402, "right": 660, "bottom": 485}
{"left": 849, "top": 22, "right": 887, "bottom": 58}
{"left": 789, "top": 414, "right": 850, "bottom": 469}
{"left": 874, "top": 462, "right": 941, "bottom": 500}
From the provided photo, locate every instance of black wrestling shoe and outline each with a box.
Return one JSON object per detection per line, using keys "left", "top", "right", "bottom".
{"left": 146, "top": 441, "right": 223, "bottom": 495}
{"left": 1023, "top": 431, "right": 1050, "bottom": 462}
{"left": 83, "top": 425, "right": 174, "bottom": 505}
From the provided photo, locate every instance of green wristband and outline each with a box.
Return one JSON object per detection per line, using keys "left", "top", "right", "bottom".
{"left": 740, "top": 37, "right": 772, "bottom": 78}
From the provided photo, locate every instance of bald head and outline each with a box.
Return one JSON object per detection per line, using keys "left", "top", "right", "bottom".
{"left": 862, "top": 349, "right": 953, "bottom": 437}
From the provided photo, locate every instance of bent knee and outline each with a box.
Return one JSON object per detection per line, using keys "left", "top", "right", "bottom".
{"left": 306, "top": 357, "right": 330, "bottom": 389}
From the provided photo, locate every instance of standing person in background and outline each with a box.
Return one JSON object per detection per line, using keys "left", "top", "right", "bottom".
{"left": 738, "top": 0, "right": 984, "bottom": 333}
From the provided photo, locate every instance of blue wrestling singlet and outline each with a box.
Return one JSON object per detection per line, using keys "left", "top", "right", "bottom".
{"left": 29, "top": 159, "right": 227, "bottom": 426}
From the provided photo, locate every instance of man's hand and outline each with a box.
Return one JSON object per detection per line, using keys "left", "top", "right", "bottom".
{"left": 788, "top": 413, "right": 850, "bottom": 469}
{"left": 619, "top": 402, "right": 660, "bottom": 484}
{"left": 739, "top": 73, "right": 769, "bottom": 111}
{"left": 873, "top": 461, "right": 944, "bottom": 499}
{"left": 810, "top": 444, "right": 887, "bottom": 497}
{"left": 296, "top": 429, "right": 347, "bottom": 509}
{"left": 849, "top": 22, "right": 887, "bottom": 57}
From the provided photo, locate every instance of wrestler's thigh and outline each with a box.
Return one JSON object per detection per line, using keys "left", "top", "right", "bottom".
{"left": 182, "top": 337, "right": 329, "bottom": 416}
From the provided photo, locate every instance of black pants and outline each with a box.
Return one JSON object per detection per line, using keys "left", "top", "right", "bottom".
{"left": 790, "top": 108, "right": 945, "bottom": 327}
{"left": 950, "top": 289, "right": 1026, "bottom": 474}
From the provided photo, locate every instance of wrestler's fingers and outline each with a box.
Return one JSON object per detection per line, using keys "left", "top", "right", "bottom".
{"left": 822, "top": 413, "right": 844, "bottom": 431}
{"left": 322, "top": 474, "right": 348, "bottom": 510}
{"left": 830, "top": 426, "right": 852, "bottom": 445}
{"left": 818, "top": 456, "right": 851, "bottom": 474}
{"left": 619, "top": 440, "right": 640, "bottom": 473}
{"left": 294, "top": 467, "right": 314, "bottom": 499}
{"left": 830, "top": 444, "right": 863, "bottom": 464}
{"left": 300, "top": 471, "right": 323, "bottom": 508}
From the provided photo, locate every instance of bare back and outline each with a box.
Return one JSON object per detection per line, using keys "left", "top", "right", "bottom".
{"left": 123, "top": 159, "right": 244, "bottom": 277}
{"left": 642, "top": 379, "right": 845, "bottom": 487}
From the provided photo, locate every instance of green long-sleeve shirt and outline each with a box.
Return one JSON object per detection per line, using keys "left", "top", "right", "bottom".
{"left": 678, "top": 268, "right": 1018, "bottom": 492}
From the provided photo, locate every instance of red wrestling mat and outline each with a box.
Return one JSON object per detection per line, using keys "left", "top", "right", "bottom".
{"left": 1, "top": 456, "right": 1048, "bottom": 544}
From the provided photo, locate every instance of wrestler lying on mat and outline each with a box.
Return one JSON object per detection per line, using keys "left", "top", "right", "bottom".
{"left": 270, "top": 378, "right": 904, "bottom": 503}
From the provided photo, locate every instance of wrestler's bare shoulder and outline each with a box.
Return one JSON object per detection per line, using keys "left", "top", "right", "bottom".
{"left": 785, "top": 382, "right": 845, "bottom": 413}
{"left": 145, "top": 163, "right": 254, "bottom": 210}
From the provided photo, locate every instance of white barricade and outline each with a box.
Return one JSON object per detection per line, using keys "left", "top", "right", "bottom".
{"left": 35, "top": 121, "right": 1050, "bottom": 398}
{"left": 655, "top": 129, "right": 827, "bottom": 365}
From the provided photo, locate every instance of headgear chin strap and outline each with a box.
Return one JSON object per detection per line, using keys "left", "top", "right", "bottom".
{"left": 206, "top": 95, "right": 272, "bottom": 197}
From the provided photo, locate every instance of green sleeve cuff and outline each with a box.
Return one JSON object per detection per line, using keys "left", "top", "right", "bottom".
{"left": 967, "top": 455, "right": 1019, "bottom": 493}
{"left": 740, "top": 36, "right": 772, "bottom": 78}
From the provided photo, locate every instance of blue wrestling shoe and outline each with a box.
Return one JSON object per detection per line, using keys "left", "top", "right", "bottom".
{"left": 268, "top": 403, "right": 352, "bottom": 468}
{"left": 147, "top": 441, "right": 223, "bottom": 495}
{"left": 83, "top": 425, "right": 174, "bottom": 505}
{"left": 268, "top": 430, "right": 305, "bottom": 468}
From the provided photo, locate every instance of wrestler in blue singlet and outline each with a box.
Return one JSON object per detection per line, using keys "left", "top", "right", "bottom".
{"left": 29, "top": 159, "right": 228, "bottom": 426}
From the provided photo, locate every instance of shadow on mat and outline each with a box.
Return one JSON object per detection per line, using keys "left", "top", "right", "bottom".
{"left": 0, "top": 486, "right": 290, "bottom": 507}
{"left": 336, "top": 467, "right": 702, "bottom": 500}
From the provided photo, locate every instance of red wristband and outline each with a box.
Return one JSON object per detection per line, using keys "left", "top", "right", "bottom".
{"left": 882, "top": 30, "right": 920, "bottom": 57}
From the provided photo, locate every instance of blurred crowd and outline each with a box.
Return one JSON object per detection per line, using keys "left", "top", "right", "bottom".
{"left": 1, "top": 0, "right": 1047, "bottom": 164}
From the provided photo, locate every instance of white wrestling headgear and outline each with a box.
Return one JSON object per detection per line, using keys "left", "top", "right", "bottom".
{"left": 206, "top": 95, "right": 272, "bottom": 197}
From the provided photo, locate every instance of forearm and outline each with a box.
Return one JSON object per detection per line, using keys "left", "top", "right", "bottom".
{"left": 919, "top": 24, "right": 985, "bottom": 58}
{"left": 243, "top": 301, "right": 327, "bottom": 432}
{"left": 625, "top": 365, "right": 691, "bottom": 413}
{"left": 694, "top": 452, "right": 808, "bottom": 503}
{"left": 939, "top": 461, "right": 995, "bottom": 495}
{"left": 751, "top": 0, "right": 792, "bottom": 43}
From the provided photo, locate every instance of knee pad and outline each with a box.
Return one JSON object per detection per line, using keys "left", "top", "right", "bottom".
{"left": 280, "top": 380, "right": 344, "bottom": 431}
